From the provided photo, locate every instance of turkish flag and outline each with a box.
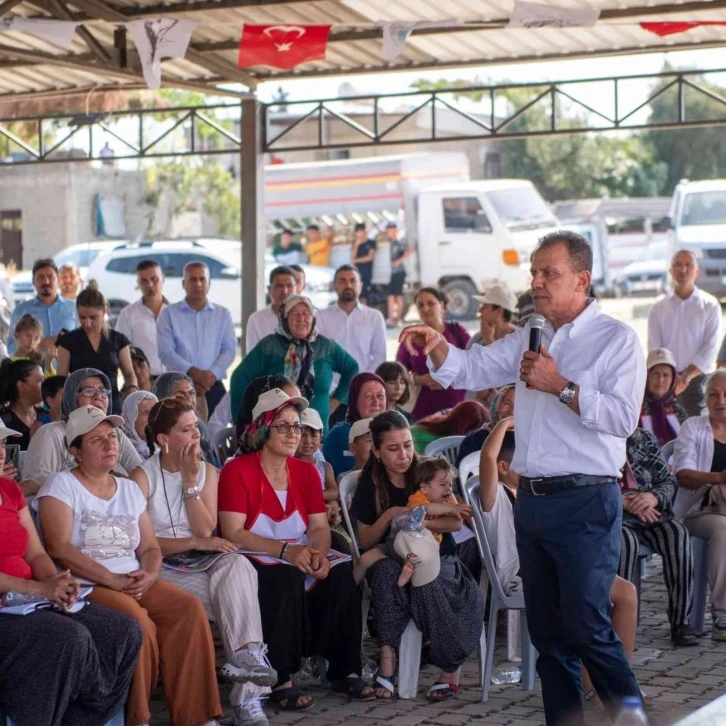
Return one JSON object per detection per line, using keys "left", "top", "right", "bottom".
{"left": 640, "top": 21, "right": 726, "bottom": 37}
{"left": 238, "top": 24, "right": 331, "bottom": 69}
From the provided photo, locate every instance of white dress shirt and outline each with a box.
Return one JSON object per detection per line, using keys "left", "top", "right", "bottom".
{"left": 115, "top": 298, "right": 168, "bottom": 376}
{"left": 648, "top": 288, "right": 721, "bottom": 373}
{"left": 673, "top": 414, "right": 714, "bottom": 519}
{"left": 429, "top": 300, "right": 646, "bottom": 478}
{"left": 245, "top": 305, "right": 278, "bottom": 354}
{"left": 316, "top": 302, "right": 387, "bottom": 374}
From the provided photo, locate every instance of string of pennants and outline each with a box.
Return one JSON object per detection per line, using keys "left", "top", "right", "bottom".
{"left": 3, "top": 1, "right": 726, "bottom": 89}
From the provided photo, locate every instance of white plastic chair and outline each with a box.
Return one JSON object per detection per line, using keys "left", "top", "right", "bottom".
{"left": 2, "top": 710, "right": 123, "bottom": 726}
{"left": 212, "top": 425, "right": 236, "bottom": 462}
{"left": 424, "top": 435, "right": 465, "bottom": 466}
{"left": 458, "top": 451, "right": 480, "bottom": 485}
{"left": 661, "top": 439, "right": 676, "bottom": 473}
{"left": 464, "top": 476, "right": 537, "bottom": 700}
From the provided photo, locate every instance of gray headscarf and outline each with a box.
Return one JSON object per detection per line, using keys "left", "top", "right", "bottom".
{"left": 61, "top": 368, "right": 112, "bottom": 420}
{"left": 153, "top": 372, "right": 193, "bottom": 400}
{"left": 121, "top": 391, "right": 158, "bottom": 459}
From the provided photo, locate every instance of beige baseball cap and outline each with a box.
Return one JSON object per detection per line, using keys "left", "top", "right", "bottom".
{"left": 252, "top": 388, "right": 308, "bottom": 421}
{"left": 393, "top": 528, "right": 441, "bottom": 586}
{"left": 647, "top": 348, "right": 677, "bottom": 370}
{"left": 301, "top": 407, "right": 324, "bottom": 431}
{"left": 473, "top": 284, "right": 518, "bottom": 313}
{"left": 349, "top": 417, "right": 373, "bottom": 446}
{"left": 0, "top": 426, "right": 21, "bottom": 440}
{"left": 65, "top": 406, "right": 123, "bottom": 446}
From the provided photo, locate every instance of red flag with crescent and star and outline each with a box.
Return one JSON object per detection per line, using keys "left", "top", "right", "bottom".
{"left": 238, "top": 24, "right": 331, "bottom": 69}
{"left": 640, "top": 21, "right": 726, "bottom": 37}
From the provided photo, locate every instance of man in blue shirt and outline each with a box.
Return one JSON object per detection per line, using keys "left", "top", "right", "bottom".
{"left": 8, "top": 259, "right": 77, "bottom": 355}
{"left": 157, "top": 260, "right": 237, "bottom": 416}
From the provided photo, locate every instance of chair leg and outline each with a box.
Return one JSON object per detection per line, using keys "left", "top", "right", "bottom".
{"left": 633, "top": 556, "right": 643, "bottom": 624}
{"left": 691, "top": 536, "right": 709, "bottom": 635}
{"left": 520, "top": 610, "right": 537, "bottom": 692}
{"left": 507, "top": 610, "right": 522, "bottom": 662}
{"left": 477, "top": 614, "right": 488, "bottom": 700}
{"left": 398, "top": 620, "right": 422, "bottom": 700}
{"left": 482, "top": 603, "right": 499, "bottom": 701}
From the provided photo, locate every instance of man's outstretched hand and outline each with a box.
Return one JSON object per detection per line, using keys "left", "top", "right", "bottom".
{"left": 399, "top": 325, "right": 444, "bottom": 357}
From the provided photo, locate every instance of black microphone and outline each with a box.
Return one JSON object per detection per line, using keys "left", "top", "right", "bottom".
{"left": 528, "top": 314, "right": 545, "bottom": 355}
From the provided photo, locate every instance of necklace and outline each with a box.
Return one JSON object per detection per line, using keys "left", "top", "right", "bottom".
{"left": 159, "top": 457, "right": 184, "bottom": 539}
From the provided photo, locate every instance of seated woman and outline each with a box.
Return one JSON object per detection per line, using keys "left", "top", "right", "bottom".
{"left": 229, "top": 295, "right": 359, "bottom": 435}
{"left": 236, "top": 374, "right": 301, "bottom": 443}
{"left": 640, "top": 348, "right": 689, "bottom": 447}
{"left": 620, "top": 427, "right": 698, "bottom": 646}
{"left": 674, "top": 369, "right": 726, "bottom": 641}
{"left": 218, "top": 388, "right": 373, "bottom": 711}
{"left": 36, "top": 406, "right": 223, "bottom": 726}
{"left": 411, "top": 400, "right": 489, "bottom": 454}
{"left": 130, "top": 397, "right": 277, "bottom": 726}
{"left": 350, "top": 411, "right": 484, "bottom": 702}
{"left": 0, "top": 431, "right": 142, "bottom": 726}
{"left": 21, "top": 368, "right": 143, "bottom": 496}
{"left": 121, "top": 390, "right": 158, "bottom": 460}
{"left": 323, "top": 372, "right": 388, "bottom": 479}
{"left": 375, "top": 361, "right": 413, "bottom": 425}
{"left": 0, "top": 358, "right": 45, "bottom": 451}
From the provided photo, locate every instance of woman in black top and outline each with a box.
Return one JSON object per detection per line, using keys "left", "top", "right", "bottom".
{"left": 349, "top": 411, "right": 484, "bottom": 703}
{"left": 0, "top": 358, "right": 45, "bottom": 450}
{"left": 56, "top": 282, "right": 137, "bottom": 415}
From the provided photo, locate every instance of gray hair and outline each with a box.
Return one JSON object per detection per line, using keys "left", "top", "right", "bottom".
{"left": 706, "top": 369, "right": 726, "bottom": 396}
{"left": 534, "top": 230, "right": 593, "bottom": 274}
{"left": 183, "top": 261, "right": 210, "bottom": 279}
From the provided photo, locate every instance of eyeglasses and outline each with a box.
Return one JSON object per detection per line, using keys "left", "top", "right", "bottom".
{"left": 270, "top": 423, "right": 302, "bottom": 435}
{"left": 80, "top": 387, "right": 111, "bottom": 397}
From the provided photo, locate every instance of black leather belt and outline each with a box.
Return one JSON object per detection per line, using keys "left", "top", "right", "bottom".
{"left": 520, "top": 474, "right": 613, "bottom": 496}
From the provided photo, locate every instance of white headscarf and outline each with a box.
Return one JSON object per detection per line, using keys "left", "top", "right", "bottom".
{"left": 121, "top": 390, "right": 158, "bottom": 459}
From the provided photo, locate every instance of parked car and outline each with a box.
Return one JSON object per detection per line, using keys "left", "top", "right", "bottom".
{"left": 86, "top": 238, "right": 336, "bottom": 327}
{"left": 613, "top": 239, "right": 669, "bottom": 297}
{"left": 11, "top": 241, "right": 125, "bottom": 304}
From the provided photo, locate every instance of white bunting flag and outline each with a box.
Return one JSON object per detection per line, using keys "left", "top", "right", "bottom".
{"left": 125, "top": 18, "right": 198, "bottom": 89}
{"left": 0, "top": 18, "right": 79, "bottom": 49}
{"left": 379, "top": 19, "right": 459, "bottom": 61}
{"left": 508, "top": 1, "right": 600, "bottom": 28}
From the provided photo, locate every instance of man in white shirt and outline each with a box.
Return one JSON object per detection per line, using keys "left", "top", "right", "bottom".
{"left": 115, "top": 260, "right": 168, "bottom": 376}
{"left": 244, "top": 266, "right": 296, "bottom": 354}
{"left": 648, "top": 250, "right": 721, "bottom": 417}
{"left": 400, "top": 231, "right": 644, "bottom": 725}
{"left": 316, "top": 265, "right": 387, "bottom": 378}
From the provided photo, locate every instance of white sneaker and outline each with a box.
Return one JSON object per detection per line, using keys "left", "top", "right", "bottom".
{"left": 233, "top": 696, "right": 269, "bottom": 726}
{"left": 220, "top": 643, "right": 278, "bottom": 687}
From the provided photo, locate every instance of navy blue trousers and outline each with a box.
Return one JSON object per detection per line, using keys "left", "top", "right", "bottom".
{"left": 514, "top": 481, "right": 641, "bottom": 726}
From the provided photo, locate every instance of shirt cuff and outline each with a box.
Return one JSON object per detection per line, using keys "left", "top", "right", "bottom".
{"left": 576, "top": 383, "right": 599, "bottom": 426}
{"left": 426, "top": 343, "right": 462, "bottom": 388}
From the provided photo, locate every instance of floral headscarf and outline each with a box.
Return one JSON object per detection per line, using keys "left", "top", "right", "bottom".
{"left": 121, "top": 391, "right": 158, "bottom": 459}
{"left": 276, "top": 295, "right": 317, "bottom": 400}
{"left": 239, "top": 401, "right": 304, "bottom": 453}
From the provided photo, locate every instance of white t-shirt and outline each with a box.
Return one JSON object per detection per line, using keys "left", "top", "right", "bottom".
{"left": 481, "top": 484, "right": 522, "bottom": 596}
{"left": 36, "top": 470, "right": 147, "bottom": 577}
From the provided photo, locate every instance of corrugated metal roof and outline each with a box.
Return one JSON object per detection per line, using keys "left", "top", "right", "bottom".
{"left": 0, "top": 0, "right": 725, "bottom": 99}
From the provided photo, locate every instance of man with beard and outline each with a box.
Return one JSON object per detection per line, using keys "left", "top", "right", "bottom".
{"left": 8, "top": 259, "right": 76, "bottom": 356}
{"left": 317, "top": 265, "right": 387, "bottom": 379}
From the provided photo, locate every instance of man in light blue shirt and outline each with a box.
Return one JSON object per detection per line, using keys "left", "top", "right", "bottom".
{"left": 8, "top": 258, "right": 77, "bottom": 354}
{"left": 157, "top": 260, "right": 237, "bottom": 415}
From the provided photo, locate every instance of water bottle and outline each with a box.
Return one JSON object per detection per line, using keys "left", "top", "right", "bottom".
{"left": 490, "top": 664, "right": 522, "bottom": 685}
{"left": 613, "top": 696, "right": 649, "bottom": 725}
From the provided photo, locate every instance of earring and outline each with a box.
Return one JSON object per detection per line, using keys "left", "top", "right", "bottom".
{"left": 164, "top": 443, "right": 169, "bottom": 455}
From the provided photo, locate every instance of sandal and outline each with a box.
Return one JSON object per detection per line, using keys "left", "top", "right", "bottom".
{"left": 427, "top": 682, "right": 459, "bottom": 702}
{"left": 269, "top": 685, "right": 315, "bottom": 712}
{"left": 671, "top": 623, "right": 701, "bottom": 647}
{"left": 332, "top": 676, "right": 376, "bottom": 701}
{"left": 373, "top": 673, "right": 395, "bottom": 700}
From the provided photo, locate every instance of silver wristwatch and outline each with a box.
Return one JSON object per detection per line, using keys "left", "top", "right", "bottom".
{"left": 558, "top": 381, "right": 576, "bottom": 405}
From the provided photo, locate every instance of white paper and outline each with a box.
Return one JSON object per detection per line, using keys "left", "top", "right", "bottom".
{"left": 125, "top": 18, "right": 197, "bottom": 90}
{"left": 0, "top": 18, "right": 79, "bottom": 50}
{"left": 508, "top": 1, "right": 600, "bottom": 28}
{"left": 379, "top": 18, "right": 460, "bottom": 61}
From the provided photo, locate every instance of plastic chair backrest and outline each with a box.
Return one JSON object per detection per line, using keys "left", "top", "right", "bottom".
{"left": 424, "top": 435, "right": 465, "bottom": 465}
{"left": 465, "top": 475, "right": 514, "bottom": 605}
{"left": 214, "top": 426, "right": 236, "bottom": 462}
{"left": 459, "top": 451, "right": 480, "bottom": 487}
{"left": 338, "top": 470, "right": 362, "bottom": 561}
{"left": 661, "top": 438, "right": 676, "bottom": 470}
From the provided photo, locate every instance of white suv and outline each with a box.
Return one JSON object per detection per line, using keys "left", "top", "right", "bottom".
{"left": 86, "top": 238, "right": 336, "bottom": 327}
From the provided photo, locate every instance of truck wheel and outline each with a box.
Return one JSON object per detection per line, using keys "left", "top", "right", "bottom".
{"left": 441, "top": 279, "right": 478, "bottom": 321}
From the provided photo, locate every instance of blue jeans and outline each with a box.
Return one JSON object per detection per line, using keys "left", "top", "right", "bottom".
{"left": 514, "top": 481, "right": 640, "bottom": 726}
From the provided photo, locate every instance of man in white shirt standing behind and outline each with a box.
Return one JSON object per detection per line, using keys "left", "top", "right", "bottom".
{"left": 648, "top": 250, "right": 721, "bottom": 416}
{"left": 114, "top": 259, "right": 168, "bottom": 377}
{"left": 400, "top": 231, "right": 644, "bottom": 725}
{"left": 316, "top": 264, "right": 387, "bottom": 375}
{"left": 244, "top": 266, "right": 296, "bottom": 354}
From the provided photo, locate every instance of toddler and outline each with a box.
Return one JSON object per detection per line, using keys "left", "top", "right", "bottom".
{"left": 38, "top": 375, "right": 66, "bottom": 425}
{"left": 12, "top": 314, "right": 55, "bottom": 375}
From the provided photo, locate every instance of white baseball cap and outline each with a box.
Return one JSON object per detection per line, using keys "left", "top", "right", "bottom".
{"left": 301, "top": 408, "right": 324, "bottom": 431}
{"left": 0, "top": 426, "right": 21, "bottom": 441}
{"left": 65, "top": 406, "right": 123, "bottom": 446}
{"left": 393, "top": 528, "right": 441, "bottom": 586}
{"left": 349, "top": 417, "right": 373, "bottom": 446}
{"left": 473, "top": 284, "right": 518, "bottom": 313}
{"left": 647, "top": 348, "right": 677, "bottom": 370}
{"left": 252, "top": 388, "right": 308, "bottom": 421}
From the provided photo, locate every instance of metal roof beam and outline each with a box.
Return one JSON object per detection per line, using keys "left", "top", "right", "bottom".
{"left": 43, "top": 0, "right": 113, "bottom": 63}
{"left": 0, "top": 0, "right": 25, "bottom": 16}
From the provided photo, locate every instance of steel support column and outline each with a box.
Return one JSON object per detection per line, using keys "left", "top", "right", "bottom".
{"left": 240, "top": 96, "right": 265, "bottom": 347}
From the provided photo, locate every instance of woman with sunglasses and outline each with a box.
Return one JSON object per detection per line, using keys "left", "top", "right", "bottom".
{"left": 130, "top": 396, "right": 276, "bottom": 726}
{"left": 20, "top": 368, "right": 143, "bottom": 496}
{"left": 218, "top": 388, "right": 373, "bottom": 712}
